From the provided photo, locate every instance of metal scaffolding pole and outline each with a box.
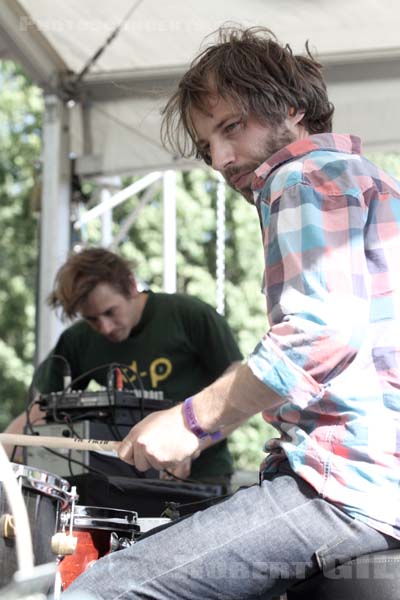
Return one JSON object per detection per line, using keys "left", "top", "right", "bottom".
{"left": 37, "top": 95, "right": 71, "bottom": 363}
{"left": 163, "top": 170, "right": 177, "bottom": 293}
{"left": 74, "top": 171, "right": 162, "bottom": 229}
{"left": 100, "top": 189, "right": 113, "bottom": 247}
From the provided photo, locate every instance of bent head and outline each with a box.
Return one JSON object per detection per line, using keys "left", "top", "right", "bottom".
{"left": 190, "top": 94, "right": 303, "bottom": 201}
{"left": 79, "top": 281, "right": 140, "bottom": 342}
{"left": 48, "top": 248, "right": 141, "bottom": 340}
{"left": 161, "top": 26, "right": 334, "bottom": 200}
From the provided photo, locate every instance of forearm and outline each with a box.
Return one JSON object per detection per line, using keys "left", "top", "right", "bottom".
{"left": 3, "top": 412, "right": 28, "bottom": 437}
{"left": 197, "top": 418, "right": 247, "bottom": 451}
{"left": 221, "top": 359, "right": 242, "bottom": 375}
{"left": 118, "top": 363, "right": 276, "bottom": 470}
{"left": 190, "top": 362, "right": 282, "bottom": 434}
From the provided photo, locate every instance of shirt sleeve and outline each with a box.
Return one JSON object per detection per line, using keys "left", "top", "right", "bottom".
{"left": 248, "top": 180, "right": 369, "bottom": 408}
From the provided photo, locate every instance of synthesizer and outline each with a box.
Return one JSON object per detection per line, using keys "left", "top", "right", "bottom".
{"left": 38, "top": 389, "right": 174, "bottom": 414}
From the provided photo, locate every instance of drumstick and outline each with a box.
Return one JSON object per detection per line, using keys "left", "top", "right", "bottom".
{"left": 0, "top": 433, "right": 121, "bottom": 454}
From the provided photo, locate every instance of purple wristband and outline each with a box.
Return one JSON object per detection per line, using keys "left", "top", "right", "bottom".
{"left": 183, "top": 397, "right": 222, "bottom": 441}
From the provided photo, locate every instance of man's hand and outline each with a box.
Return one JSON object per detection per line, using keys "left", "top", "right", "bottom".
{"left": 161, "top": 457, "right": 192, "bottom": 481}
{"left": 118, "top": 404, "right": 201, "bottom": 472}
{"left": 118, "top": 364, "right": 271, "bottom": 473}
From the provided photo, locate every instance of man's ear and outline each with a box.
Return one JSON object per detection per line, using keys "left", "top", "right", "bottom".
{"left": 128, "top": 278, "right": 139, "bottom": 298}
{"left": 287, "top": 107, "right": 305, "bottom": 126}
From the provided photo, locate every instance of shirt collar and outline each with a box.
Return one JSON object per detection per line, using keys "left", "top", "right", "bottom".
{"left": 252, "top": 133, "right": 362, "bottom": 192}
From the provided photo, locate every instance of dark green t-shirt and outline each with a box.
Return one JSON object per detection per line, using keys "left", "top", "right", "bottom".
{"left": 36, "top": 292, "right": 242, "bottom": 478}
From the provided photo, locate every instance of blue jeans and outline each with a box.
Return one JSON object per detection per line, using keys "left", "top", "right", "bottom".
{"left": 64, "top": 461, "right": 400, "bottom": 599}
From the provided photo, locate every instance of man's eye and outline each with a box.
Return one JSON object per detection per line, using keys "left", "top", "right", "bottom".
{"left": 225, "top": 121, "right": 240, "bottom": 133}
{"left": 203, "top": 152, "right": 212, "bottom": 166}
{"left": 196, "top": 147, "right": 211, "bottom": 166}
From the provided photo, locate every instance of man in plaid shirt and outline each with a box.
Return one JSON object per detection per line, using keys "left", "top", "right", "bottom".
{"left": 66, "top": 26, "right": 400, "bottom": 600}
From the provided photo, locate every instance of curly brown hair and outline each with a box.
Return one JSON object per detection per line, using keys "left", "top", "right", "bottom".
{"left": 161, "top": 26, "right": 334, "bottom": 162}
{"left": 48, "top": 247, "right": 135, "bottom": 319}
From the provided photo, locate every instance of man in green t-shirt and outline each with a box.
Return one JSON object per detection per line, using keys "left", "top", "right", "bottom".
{"left": 6, "top": 247, "right": 242, "bottom": 495}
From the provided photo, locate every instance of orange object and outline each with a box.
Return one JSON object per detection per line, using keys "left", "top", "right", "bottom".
{"left": 58, "top": 529, "right": 111, "bottom": 589}
{"left": 115, "top": 368, "right": 123, "bottom": 391}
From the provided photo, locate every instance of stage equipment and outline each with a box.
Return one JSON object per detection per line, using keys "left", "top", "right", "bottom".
{"left": 57, "top": 505, "right": 139, "bottom": 590}
{"left": 68, "top": 475, "right": 225, "bottom": 518}
{"left": 1, "top": 429, "right": 126, "bottom": 478}
{"left": 21, "top": 423, "right": 129, "bottom": 478}
{"left": 29, "top": 390, "right": 174, "bottom": 478}
{"left": 0, "top": 463, "right": 73, "bottom": 589}
{"left": 38, "top": 389, "right": 172, "bottom": 423}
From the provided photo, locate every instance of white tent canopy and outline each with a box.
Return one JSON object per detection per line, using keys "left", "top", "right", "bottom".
{"left": 1, "top": 0, "right": 400, "bottom": 358}
{"left": 2, "top": 0, "right": 400, "bottom": 175}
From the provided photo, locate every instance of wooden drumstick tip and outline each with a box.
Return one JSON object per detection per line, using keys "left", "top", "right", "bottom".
{"left": 0, "top": 432, "right": 121, "bottom": 454}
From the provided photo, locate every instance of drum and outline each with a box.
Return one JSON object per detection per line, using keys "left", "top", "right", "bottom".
{"left": 58, "top": 505, "right": 140, "bottom": 590}
{"left": 0, "top": 463, "right": 71, "bottom": 587}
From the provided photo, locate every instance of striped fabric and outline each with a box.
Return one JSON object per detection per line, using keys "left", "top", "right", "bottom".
{"left": 247, "top": 134, "right": 400, "bottom": 539}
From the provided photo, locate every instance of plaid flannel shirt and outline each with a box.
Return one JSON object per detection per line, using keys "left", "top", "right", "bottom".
{"left": 248, "top": 134, "right": 400, "bottom": 539}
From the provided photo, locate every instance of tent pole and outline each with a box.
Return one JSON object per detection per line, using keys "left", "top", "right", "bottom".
{"left": 163, "top": 170, "right": 177, "bottom": 293}
{"left": 37, "top": 95, "right": 71, "bottom": 365}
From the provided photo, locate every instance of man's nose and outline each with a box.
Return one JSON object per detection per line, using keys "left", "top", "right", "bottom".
{"left": 97, "top": 317, "right": 114, "bottom": 336}
{"left": 211, "top": 141, "right": 234, "bottom": 172}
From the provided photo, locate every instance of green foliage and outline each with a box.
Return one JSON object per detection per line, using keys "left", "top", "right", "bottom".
{"left": 0, "top": 61, "right": 42, "bottom": 424}
{"left": 228, "top": 414, "right": 277, "bottom": 471}
{"left": 0, "top": 339, "right": 33, "bottom": 429}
